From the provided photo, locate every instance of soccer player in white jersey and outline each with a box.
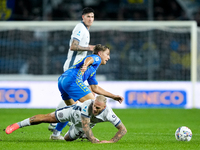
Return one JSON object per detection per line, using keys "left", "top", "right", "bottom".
{"left": 48, "top": 7, "right": 96, "bottom": 139}
{"left": 6, "top": 95, "right": 127, "bottom": 143}
{"left": 63, "top": 7, "right": 95, "bottom": 71}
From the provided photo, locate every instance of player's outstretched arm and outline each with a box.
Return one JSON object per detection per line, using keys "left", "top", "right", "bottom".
{"left": 90, "top": 85, "right": 124, "bottom": 103}
{"left": 99, "top": 122, "right": 127, "bottom": 143}
{"left": 70, "top": 39, "right": 94, "bottom": 51}
{"left": 89, "top": 45, "right": 95, "bottom": 50}
{"left": 81, "top": 115, "right": 99, "bottom": 143}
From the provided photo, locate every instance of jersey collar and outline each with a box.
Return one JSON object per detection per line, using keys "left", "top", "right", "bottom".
{"left": 81, "top": 21, "right": 89, "bottom": 31}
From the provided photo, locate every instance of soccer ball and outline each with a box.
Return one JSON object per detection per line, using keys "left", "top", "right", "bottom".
{"left": 175, "top": 126, "right": 192, "bottom": 141}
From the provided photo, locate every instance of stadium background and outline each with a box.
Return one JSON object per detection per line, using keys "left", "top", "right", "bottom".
{"left": 0, "top": 0, "right": 200, "bottom": 109}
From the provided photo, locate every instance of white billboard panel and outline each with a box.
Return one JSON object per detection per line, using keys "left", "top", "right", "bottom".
{"left": 0, "top": 81, "right": 193, "bottom": 108}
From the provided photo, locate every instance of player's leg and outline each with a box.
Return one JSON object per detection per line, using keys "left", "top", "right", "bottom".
{"left": 64, "top": 133, "right": 74, "bottom": 141}
{"left": 50, "top": 75, "right": 72, "bottom": 138}
{"left": 55, "top": 76, "right": 83, "bottom": 129}
{"left": 50, "top": 99, "right": 74, "bottom": 140}
{"left": 50, "top": 122, "right": 69, "bottom": 140}
{"left": 50, "top": 76, "right": 93, "bottom": 140}
{"left": 50, "top": 96, "right": 93, "bottom": 140}
{"left": 51, "top": 99, "right": 76, "bottom": 135}
{"left": 50, "top": 105, "right": 74, "bottom": 140}
{"left": 51, "top": 92, "right": 94, "bottom": 139}
{"left": 64, "top": 124, "right": 84, "bottom": 141}
{"left": 63, "top": 124, "right": 99, "bottom": 142}
{"left": 48, "top": 100, "right": 67, "bottom": 131}
{"left": 6, "top": 112, "right": 57, "bottom": 134}
{"left": 48, "top": 76, "right": 69, "bottom": 131}
{"left": 78, "top": 93, "right": 95, "bottom": 103}
{"left": 50, "top": 92, "right": 95, "bottom": 140}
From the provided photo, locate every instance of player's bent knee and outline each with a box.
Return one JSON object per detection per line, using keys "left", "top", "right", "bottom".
{"left": 42, "top": 113, "right": 57, "bottom": 123}
{"left": 64, "top": 133, "right": 74, "bottom": 141}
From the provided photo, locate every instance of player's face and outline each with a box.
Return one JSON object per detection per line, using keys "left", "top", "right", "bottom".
{"left": 82, "top": 12, "right": 94, "bottom": 28}
{"left": 99, "top": 48, "right": 110, "bottom": 65}
{"left": 92, "top": 100, "right": 106, "bottom": 116}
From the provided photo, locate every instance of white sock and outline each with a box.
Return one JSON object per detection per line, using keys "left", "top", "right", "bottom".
{"left": 52, "top": 129, "right": 61, "bottom": 136}
{"left": 17, "top": 118, "right": 30, "bottom": 128}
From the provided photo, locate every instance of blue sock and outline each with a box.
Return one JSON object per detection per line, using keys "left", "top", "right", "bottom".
{"left": 55, "top": 121, "right": 68, "bottom": 131}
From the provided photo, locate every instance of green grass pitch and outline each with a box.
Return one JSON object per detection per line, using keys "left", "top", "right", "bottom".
{"left": 0, "top": 108, "right": 200, "bottom": 150}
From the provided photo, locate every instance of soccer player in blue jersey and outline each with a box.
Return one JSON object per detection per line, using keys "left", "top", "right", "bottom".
{"left": 50, "top": 44, "right": 124, "bottom": 140}
{"left": 48, "top": 7, "right": 96, "bottom": 138}
{"left": 59, "top": 44, "right": 123, "bottom": 106}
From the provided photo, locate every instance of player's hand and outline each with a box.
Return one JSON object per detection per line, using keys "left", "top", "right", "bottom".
{"left": 113, "top": 95, "right": 124, "bottom": 104}
{"left": 89, "top": 45, "right": 95, "bottom": 51}
{"left": 81, "top": 65, "right": 87, "bottom": 73}
{"left": 98, "top": 140, "right": 113, "bottom": 143}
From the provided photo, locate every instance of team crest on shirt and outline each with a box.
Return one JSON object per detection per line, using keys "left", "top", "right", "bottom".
{"left": 112, "top": 115, "right": 116, "bottom": 118}
{"left": 58, "top": 112, "right": 63, "bottom": 118}
{"left": 112, "top": 115, "right": 117, "bottom": 122}
{"left": 83, "top": 106, "right": 87, "bottom": 112}
{"left": 95, "top": 57, "right": 99, "bottom": 61}
{"left": 77, "top": 31, "right": 81, "bottom": 36}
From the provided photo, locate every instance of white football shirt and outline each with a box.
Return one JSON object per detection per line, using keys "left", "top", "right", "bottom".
{"left": 81, "top": 99, "right": 121, "bottom": 128}
{"left": 55, "top": 100, "right": 121, "bottom": 129}
{"left": 63, "top": 22, "right": 90, "bottom": 71}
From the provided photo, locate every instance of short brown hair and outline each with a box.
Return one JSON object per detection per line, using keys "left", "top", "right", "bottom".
{"left": 82, "top": 7, "right": 94, "bottom": 15}
{"left": 93, "top": 44, "right": 110, "bottom": 54}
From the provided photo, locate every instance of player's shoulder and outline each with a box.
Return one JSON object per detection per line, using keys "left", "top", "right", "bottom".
{"left": 104, "top": 104, "right": 119, "bottom": 120}
{"left": 105, "top": 104, "right": 113, "bottom": 112}
{"left": 81, "top": 99, "right": 93, "bottom": 116}
{"left": 89, "top": 54, "right": 101, "bottom": 62}
{"left": 75, "top": 22, "right": 83, "bottom": 27}
{"left": 82, "top": 99, "right": 93, "bottom": 106}
{"left": 97, "top": 104, "right": 115, "bottom": 120}
{"left": 75, "top": 22, "right": 87, "bottom": 30}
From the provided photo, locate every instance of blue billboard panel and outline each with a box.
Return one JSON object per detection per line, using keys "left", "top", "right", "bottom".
{"left": 125, "top": 90, "right": 186, "bottom": 107}
{"left": 0, "top": 88, "right": 31, "bottom": 103}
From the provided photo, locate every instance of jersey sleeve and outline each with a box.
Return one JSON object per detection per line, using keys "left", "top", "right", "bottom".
{"left": 80, "top": 100, "right": 91, "bottom": 118}
{"left": 72, "top": 23, "right": 85, "bottom": 42}
{"left": 106, "top": 107, "right": 121, "bottom": 127}
{"left": 91, "top": 55, "right": 101, "bottom": 66}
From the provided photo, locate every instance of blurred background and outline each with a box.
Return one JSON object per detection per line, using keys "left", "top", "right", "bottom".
{"left": 1, "top": 0, "right": 200, "bottom": 81}
{"left": 0, "top": 0, "right": 200, "bottom": 108}
{"left": 1, "top": 0, "right": 200, "bottom": 24}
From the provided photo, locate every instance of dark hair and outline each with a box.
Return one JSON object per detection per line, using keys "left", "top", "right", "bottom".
{"left": 93, "top": 44, "right": 110, "bottom": 54}
{"left": 82, "top": 7, "right": 95, "bottom": 15}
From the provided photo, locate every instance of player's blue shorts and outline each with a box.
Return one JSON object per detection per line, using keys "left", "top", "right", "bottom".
{"left": 58, "top": 75, "right": 91, "bottom": 101}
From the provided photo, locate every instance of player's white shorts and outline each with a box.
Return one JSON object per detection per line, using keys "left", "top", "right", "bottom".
{"left": 55, "top": 103, "right": 82, "bottom": 123}
{"left": 55, "top": 106, "right": 71, "bottom": 122}
{"left": 65, "top": 124, "right": 84, "bottom": 140}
